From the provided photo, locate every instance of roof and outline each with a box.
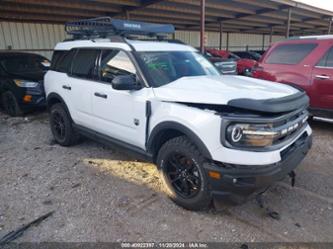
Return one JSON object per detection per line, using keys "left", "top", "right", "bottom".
{"left": 296, "top": 35, "right": 333, "bottom": 40}
{"left": 0, "top": 0, "right": 332, "bottom": 36}
{"left": 0, "top": 51, "right": 45, "bottom": 58}
{"left": 54, "top": 38, "right": 196, "bottom": 52}
{"left": 270, "top": 34, "right": 333, "bottom": 43}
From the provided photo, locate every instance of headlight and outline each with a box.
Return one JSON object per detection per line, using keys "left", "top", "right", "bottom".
{"left": 226, "top": 123, "right": 278, "bottom": 148}
{"left": 225, "top": 116, "right": 308, "bottom": 149}
{"left": 223, "top": 110, "right": 309, "bottom": 150}
{"left": 14, "top": 79, "right": 39, "bottom": 88}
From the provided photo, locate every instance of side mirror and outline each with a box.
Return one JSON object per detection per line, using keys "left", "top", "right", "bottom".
{"left": 111, "top": 75, "right": 142, "bottom": 90}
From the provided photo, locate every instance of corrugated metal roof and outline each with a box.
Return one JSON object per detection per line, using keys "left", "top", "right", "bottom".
{"left": 0, "top": 0, "right": 332, "bottom": 36}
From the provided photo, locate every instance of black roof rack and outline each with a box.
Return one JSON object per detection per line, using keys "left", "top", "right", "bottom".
{"left": 65, "top": 17, "right": 175, "bottom": 40}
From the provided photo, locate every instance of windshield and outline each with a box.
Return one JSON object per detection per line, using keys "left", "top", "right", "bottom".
{"left": 137, "top": 51, "right": 220, "bottom": 87}
{"left": 1, "top": 55, "right": 50, "bottom": 74}
{"left": 249, "top": 52, "right": 262, "bottom": 61}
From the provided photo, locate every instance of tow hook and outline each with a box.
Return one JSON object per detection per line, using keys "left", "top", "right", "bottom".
{"left": 289, "top": 170, "right": 296, "bottom": 187}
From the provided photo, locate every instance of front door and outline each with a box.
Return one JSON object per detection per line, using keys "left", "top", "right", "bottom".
{"left": 312, "top": 46, "right": 333, "bottom": 110}
{"left": 91, "top": 49, "right": 149, "bottom": 149}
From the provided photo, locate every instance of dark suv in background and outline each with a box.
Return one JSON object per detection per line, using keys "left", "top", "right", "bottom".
{"left": 0, "top": 52, "right": 49, "bottom": 116}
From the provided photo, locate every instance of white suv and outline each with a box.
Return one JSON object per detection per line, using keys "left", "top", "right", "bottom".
{"left": 45, "top": 18, "right": 312, "bottom": 210}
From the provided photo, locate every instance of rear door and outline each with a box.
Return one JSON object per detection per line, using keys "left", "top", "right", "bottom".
{"left": 47, "top": 50, "right": 76, "bottom": 118}
{"left": 90, "top": 49, "right": 148, "bottom": 149}
{"left": 312, "top": 46, "right": 333, "bottom": 110}
{"left": 68, "top": 48, "right": 100, "bottom": 127}
{"left": 256, "top": 42, "right": 317, "bottom": 88}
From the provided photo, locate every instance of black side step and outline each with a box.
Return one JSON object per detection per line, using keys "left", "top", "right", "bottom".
{"left": 73, "top": 124, "right": 153, "bottom": 162}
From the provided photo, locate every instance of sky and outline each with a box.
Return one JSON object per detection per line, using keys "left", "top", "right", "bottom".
{"left": 295, "top": 0, "right": 333, "bottom": 12}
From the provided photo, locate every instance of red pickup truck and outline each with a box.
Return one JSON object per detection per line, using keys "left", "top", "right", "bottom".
{"left": 252, "top": 35, "right": 333, "bottom": 119}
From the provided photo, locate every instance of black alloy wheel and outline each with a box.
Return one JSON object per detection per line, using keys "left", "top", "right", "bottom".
{"left": 1, "top": 91, "right": 22, "bottom": 116}
{"left": 164, "top": 152, "right": 201, "bottom": 199}
{"left": 49, "top": 103, "right": 80, "bottom": 146}
{"left": 51, "top": 111, "right": 66, "bottom": 141}
{"left": 157, "top": 136, "right": 212, "bottom": 210}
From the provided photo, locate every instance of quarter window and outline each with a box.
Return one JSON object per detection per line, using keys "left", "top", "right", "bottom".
{"left": 99, "top": 50, "right": 136, "bottom": 83}
{"left": 266, "top": 43, "right": 317, "bottom": 65}
{"left": 71, "top": 49, "right": 100, "bottom": 79}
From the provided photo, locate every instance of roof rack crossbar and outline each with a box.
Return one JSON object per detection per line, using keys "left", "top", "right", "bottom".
{"left": 65, "top": 17, "right": 175, "bottom": 40}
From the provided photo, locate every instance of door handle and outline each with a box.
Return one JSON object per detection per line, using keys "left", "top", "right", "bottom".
{"left": 315, "top": 75, "right": 330, "bottom": 80}
{"left": 94, "top": 92, "right": 107, "bottom": 99}
{"left": 62, "top": 85, "right": 71, "bottom": 90}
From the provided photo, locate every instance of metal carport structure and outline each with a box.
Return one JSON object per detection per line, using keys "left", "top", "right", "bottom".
{"left": 1, "top": 0, "right": 333, "bottom": 53}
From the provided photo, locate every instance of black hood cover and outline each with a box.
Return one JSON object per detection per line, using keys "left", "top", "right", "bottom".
{"left": 227, "top": 91, "right": 309, "bottom": 113}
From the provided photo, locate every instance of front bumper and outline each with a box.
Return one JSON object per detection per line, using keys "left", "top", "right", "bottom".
{"left": 204, "top": 132, "right": 312, "bottom": 202}
{"left": 18, "top": 86, "right": 46, "bottom": 110}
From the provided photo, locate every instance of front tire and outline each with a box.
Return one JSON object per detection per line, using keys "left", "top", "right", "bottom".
{"left": 49, "top": 103, "right": 80, "bottom": 146}
{"left": 1, "top": 91, "right": 23, "bottom": 116}
{"left": 157, "top": 136, "right": 212, "bottom": 211}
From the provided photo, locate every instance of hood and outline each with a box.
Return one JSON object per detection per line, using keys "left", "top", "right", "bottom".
{"left": 153, "top": 75, "right": 299, "bottom": 106}
{"left": 8, "top": 70, "right": 46, "bottom": 82}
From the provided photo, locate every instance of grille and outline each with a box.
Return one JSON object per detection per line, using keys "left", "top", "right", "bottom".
{"left": 271, "top": 109, "right": 308, "bottom": 146}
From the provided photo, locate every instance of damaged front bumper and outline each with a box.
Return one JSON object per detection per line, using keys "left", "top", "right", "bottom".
{"left": 204, "top": 131, "right": 312, "bottom": 203}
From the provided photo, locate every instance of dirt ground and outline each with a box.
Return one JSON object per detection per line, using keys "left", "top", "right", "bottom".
{"left": 0, "top": 110, "right": 332, "bottom": 242}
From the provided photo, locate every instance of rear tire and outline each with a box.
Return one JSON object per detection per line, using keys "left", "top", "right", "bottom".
{"left": 49, "top": 103, "right": 80, "bottom": 146}
{"left": 157, "top": 136, "right": 212, "bottom": 211}
{"left": 1, "top": 91, "right": 23, "bottom": 117}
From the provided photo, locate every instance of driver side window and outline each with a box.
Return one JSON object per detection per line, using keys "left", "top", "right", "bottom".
{"left": 99, "top": 50, "right": 136, "bottom": 83}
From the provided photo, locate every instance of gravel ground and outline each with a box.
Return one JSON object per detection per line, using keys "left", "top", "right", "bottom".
{"left": 0, "top": 110, "right": 332, "bottom": 242}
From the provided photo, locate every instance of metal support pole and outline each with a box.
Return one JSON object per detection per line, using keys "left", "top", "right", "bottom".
{"left": 286, "top": 7, "right": 292, "bottom": 38}
{"left": 226, "top": 32, "right": 229, "bottom": 51}
{"left": 269, "top": 26, "right": 273, "bottom": 44}
{"left": 200, "top": 0, "right": 205, "bottom": 53}
{"left": 219, "top": 21, "right": 223, "bottom": 50}
{"left": 125, "top": 10, "right": 130, "bottom": 20}
{"left": 328, "top": 18, "right": 333, "bottom": 34}
{"left": 262, "top": 34, "right": 265, "bottom": 51}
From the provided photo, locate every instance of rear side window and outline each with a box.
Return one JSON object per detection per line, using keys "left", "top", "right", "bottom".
{"left": 317, "top": 47, "right": 333, "bottom": 67}
{"left": 51, "top": 50, "right": 75, "bottom": 73}
{"left": 50, "top": 51, "right": 63, "bottom": 69}
{"left": 71, "top": 49, "right": 100, "bottom": 79}
{"left": 266, "top": 43, "right": 317, "bottom": 65}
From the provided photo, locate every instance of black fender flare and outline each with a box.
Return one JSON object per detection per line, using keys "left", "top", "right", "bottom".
{"left": 147, "top": 121, "right": 212, "bottom": 160}
{"left": 46, "top": 92, "right": 73, "bottom": 120}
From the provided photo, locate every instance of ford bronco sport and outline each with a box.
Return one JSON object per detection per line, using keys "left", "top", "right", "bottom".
{"left": 45, "top": 18, "right": 312, "bottom": 210}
